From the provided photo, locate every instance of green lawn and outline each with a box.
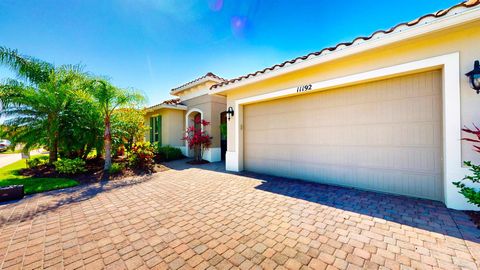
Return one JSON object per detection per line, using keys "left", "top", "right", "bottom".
{"left": 0, "top": 158, "right": 79, "bottom": 194}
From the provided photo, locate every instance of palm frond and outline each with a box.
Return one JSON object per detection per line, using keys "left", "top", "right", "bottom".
{"left": 0, "top": 46, "right": 54, "bottom": 84}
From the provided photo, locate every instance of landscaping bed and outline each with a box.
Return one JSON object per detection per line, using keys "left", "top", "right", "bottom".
{"left": 0, "top": 142, "right": 186, "bottom": 200}
{"left": 19, "top": 157, "right": 169, "bottom": 185}
{"left": 0, "top": 159, "right": 78, "bottom": 195}
{"left": 0, "top": 154, "right": 170, "bottom": 200}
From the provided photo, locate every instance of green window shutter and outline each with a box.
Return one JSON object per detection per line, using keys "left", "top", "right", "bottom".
{"left": 149, "top": 117, "right": 154, "bottom": 143}
{"left": 157, "top": 116, "right": 162, "bottom": 146}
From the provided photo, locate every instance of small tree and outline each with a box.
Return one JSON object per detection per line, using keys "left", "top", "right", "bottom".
{"left": 87, "top": 79, "right": 145, "bottom": 171}
{"left": 111, "top": 108, "right": 147, "bottom": 155}
{"left": 453, "top": 124, "right": 480, "bottom": 207}
{"left": 0, "top": 47, "right": 92, "bottom": 164}
{"left": 183, "top": 118, "right": 211, "bottom": 162}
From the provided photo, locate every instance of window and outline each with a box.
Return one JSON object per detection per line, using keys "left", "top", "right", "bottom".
{"left": 149, "top": 116, "right": 162, "bottom": 145}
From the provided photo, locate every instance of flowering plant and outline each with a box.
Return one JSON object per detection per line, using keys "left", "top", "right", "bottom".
{"left": 128, "top": 142, "right": 154, "bottom": 171}
{"left": 183, "top": 117, "right": 212, "bottom": 162}
{"left": 453, "top": 124, "right": 480, "bottom": 207}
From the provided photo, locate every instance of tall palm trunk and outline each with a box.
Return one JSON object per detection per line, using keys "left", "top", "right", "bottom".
{"left": 49, "top": 133, "right": 58, "bottom": 164}
{"left": 48, "top": 114, "right": 58, "bottom": 164}
{"left": 104, "top": 115, "right": 112, "bottom": 171}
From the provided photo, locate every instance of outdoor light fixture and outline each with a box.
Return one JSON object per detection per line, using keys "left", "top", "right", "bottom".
{"left": 466, "top": 60, "right": 480, "bottom": 94}
{"left": 226, "top": 106, "right": 234, "bottom": 120}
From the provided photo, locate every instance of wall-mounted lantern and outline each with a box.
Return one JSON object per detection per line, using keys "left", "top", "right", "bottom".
{"left": 226, "top": 106, "right": 234, "bottom": 120}
{"left": 466, "top": 60, "right": 480, "bottom": 94}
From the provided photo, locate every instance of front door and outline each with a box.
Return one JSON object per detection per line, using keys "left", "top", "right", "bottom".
{"left": 220, "top": 111, "right": 227, "bottom": 160}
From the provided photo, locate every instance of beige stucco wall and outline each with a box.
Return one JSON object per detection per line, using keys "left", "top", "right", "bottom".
{"left": 225, "top": 20, "right": 480, "bottom": 164}
{"left": 183, "top": 94, "right": 226, "bottom": 148}
{"left": 243, "top": 70, "right": 443, "bottom": 200}
{"left": 164, "top": 109, "right": 185, "bottom": 147}
{"left": 144, "top": 108, "right": 185, "bottom": 147}
{"left": 176, "top": 81, "right": 219, "bottom": 99}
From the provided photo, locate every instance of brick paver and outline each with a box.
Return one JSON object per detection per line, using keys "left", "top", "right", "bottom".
{"left": 0, "top": 162, "right": 479, "bottom": 269}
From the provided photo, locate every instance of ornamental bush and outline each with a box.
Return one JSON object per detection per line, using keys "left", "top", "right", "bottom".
{"left": 182, "top": 117, "right": 212, "bottom": 162}
{"left": 128, "top": 142, "right": 154, "bottom": 170}
{"left": 453, "top": 161, "right": 480, "bottom": 207}
{"left": 26, "top": 156, "right": 49, "bottom": 168}
{"left": 53, "top": 158, "right": 87, "bottom": 174}
{"left": 454, "top": 124, "right": 480, "bottom": 207}
{"left": 109, "top": 162, "right": 125, "bottom": 174}
{"left": 155, "top": 145, "right": 183, "bottom": 162}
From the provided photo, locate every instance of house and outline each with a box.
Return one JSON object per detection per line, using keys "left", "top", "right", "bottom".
{"left": 145, "top": 73, "right": 227, "bottom": 162}
{"left": 148, "top": 0, "right": 480, "bottom": 210}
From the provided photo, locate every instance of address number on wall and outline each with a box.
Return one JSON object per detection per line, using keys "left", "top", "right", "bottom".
{"left": 296, "top": 84, "right": 312, "bottom": 92}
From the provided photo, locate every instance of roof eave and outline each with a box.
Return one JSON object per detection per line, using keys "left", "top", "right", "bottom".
{"left": 145, "top": 104, "right": 188, "bottom": 112}
{"left": 170, "top": 77, "right": 224, "bottom": 95}
{"left": 209, "top": 5, "right": 480, "bottom": 95}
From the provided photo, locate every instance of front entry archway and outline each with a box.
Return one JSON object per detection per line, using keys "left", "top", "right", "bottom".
{"left": 185, "top": 108, "right": 203, "bottom": 158}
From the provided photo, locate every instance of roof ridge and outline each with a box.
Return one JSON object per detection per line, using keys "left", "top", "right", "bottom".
{"left": 211, "top": 0, "right": 480, "bottom": 90}
{"left": 171, "top": 72, "right": 225, "bottom": 93}
{"left": 147, "top": 98, "right": 183, "bottom": 109}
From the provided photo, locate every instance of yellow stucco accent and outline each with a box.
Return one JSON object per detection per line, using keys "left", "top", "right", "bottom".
{"left": 144, "top": 109, "right": 185, "bottom": 147}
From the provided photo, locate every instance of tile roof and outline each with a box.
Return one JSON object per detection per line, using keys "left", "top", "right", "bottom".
{"left": 211, "top": 0, "right": 480, "bottom": 90}
{"left": 147, "top": 98, "right": 184, "bottom": 110}
{"left": 171, "top": 72, "right": 225, "bottom": 93}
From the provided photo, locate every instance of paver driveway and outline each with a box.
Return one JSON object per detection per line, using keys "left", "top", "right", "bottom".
{"left": 0, "top": 162, "right": 479, "bottom": 270}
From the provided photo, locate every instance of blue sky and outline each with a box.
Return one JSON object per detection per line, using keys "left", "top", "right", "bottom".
{"left": 0, "top": 0, "right": 460, "bottom": 106}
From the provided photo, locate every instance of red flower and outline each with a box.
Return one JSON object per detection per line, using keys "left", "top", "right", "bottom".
{"left": 183, "top": 120, "right": 212, "bottom": 150}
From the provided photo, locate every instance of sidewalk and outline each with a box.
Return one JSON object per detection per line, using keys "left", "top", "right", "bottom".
{"left": 0, "top": 150, "right": 45, "bottom": 169}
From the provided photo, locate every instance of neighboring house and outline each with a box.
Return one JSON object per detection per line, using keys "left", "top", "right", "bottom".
{"left": 149, "top": 1, "right": 480, "bottom": 210}
{"left": 145, "top": 73, "right": 227, "bottom": 162}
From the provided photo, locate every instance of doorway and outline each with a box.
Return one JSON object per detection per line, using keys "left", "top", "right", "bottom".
{"left": 220, "top": 111, "right": 227, "bottom": 161}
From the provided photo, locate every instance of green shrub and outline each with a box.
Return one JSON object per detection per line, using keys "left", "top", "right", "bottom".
{"left": 155, "top": 145, "right": 183, "bottom": 162}
{"left": 220, "top": 123, "right": 227, "bottom": 140}
{"left": 453, "top": 161, "right": 480, "bottom": 207}
{"left": 128, "top": 142, "right": 154, "bottom": 170}
{"left": 53, "top": 158, "right": 87, "bottom": 174}
{"left": 26, "top": 156, "right": 49, "bottom": 168}
{"left": 109, "top": 162, "right": 125, "bottom": 174}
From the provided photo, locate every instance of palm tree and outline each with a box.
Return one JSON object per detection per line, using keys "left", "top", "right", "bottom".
{"left": 0, "top": 47, "right": 88, "bottom": 163}
{"left": 87, "top": 79, "right": 144, "bottom": 171}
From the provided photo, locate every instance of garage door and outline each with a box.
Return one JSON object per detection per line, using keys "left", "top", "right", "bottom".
{"left": 244, "top": 70, "right": 443, "bottom": 201}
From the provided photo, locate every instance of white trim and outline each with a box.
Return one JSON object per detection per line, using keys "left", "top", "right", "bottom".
{"left": 226, "top": 52, "right": 473, "bottom": 209}
{"left": 185, "top": 108, "right": 204, "bottom": 157}
{"left": 203, "top": 147, "right": 222, "bottom": 163}
{"left": 146, "top": 104, "right": 187, "bottom": 112}
{"left": 225, "top": 151, "right": 240, "bottom": 171}
{"left": 210, "top": 7, "right": 480, "bottom": 95}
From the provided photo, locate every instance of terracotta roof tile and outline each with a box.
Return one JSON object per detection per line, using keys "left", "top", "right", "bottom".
{"left": 171, "top": 72, "right": 225, "bottom": 93}
{"left": 147, "top": 98, "right": 184, "bottom": 110}
{"left": 211, "top": 0, "right": 480, "bottom": 90}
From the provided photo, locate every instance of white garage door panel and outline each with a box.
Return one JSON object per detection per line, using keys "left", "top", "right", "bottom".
{"left": 244, "top": 70, "right": 443, "bottom": 201}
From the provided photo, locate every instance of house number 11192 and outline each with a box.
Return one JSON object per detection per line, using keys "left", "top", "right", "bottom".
{"left": 297, "top": 84, "right": 312, "bottom": 92}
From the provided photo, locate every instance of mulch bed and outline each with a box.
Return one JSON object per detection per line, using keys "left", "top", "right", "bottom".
{"left": 465, "top": 211, "right": 480, "bottom": 229}
{"left": 19, "top": 158, "right": 169, "bottom": 185}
